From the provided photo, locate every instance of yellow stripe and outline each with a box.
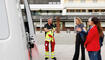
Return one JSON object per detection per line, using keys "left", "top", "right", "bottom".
{"left": 45, "top": 52, "right": 49, "bottom": 58}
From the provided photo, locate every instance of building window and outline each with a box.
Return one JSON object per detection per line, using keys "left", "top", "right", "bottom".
{"left": 67, "top": 9, "right": 75, "bottom": 12}
{"left": 20, "top": 0, "right": 60, "bottom": 4}
{"left": 94, "top": 9, "right": 99, "bottom": 12}
{"left": 82, "top": 9, "right": 86, "bottom": 12}
{"left": 31, "top": 10, "right": 62, "bottom": 15}
{"left": 0, "top": 0, "right": 9, "bottom": 40}
{"left": 75, "top": 9, "right": 81, "bottom": 12}
{"left": 88, "top": 10, "right": 93, "bottom": 12}
{"left": 20, "top": 0, "right": 24, "bottom": 4}
{"left": 67, "top": 9, "right": 86, "bottom": 13}
{"left": 101, "top": 9, "right": 105, "bottom": 12}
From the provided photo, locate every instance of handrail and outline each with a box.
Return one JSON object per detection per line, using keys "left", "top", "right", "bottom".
{"left": 23, "top": 0, "right": 36, "bottom": 60}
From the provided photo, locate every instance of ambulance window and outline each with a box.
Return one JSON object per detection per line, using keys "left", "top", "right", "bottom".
{"left": 0, "top": 0, "right": 9, "bottom": 40}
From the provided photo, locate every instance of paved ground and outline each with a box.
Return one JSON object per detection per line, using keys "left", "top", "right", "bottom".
{"left": 35, "top": 31, "right": 105, "bottom": 60}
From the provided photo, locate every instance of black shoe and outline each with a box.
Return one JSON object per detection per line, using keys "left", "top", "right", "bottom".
{"left": 45, "top": 57, "right": 49, "bottom": 60}
{"left": 51, "top": 57, "right": 56, "bottom": 60}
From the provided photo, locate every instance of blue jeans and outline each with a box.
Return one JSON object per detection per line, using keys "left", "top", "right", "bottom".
{"left": 98, "top": 50, "right": 102, "bottom": 60}
{"left": 88, "top": 51, "right": 98, "bottom": 60}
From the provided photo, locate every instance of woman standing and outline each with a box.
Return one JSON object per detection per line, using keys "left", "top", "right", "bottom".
{"left": 84, "top": 17, "right": 102, "bottom": 60}
{"left": 73, "top": 17, "right": 86, "bottom": 60}
{"left": 97, "top": 18, "right": 104, "bottom": 60}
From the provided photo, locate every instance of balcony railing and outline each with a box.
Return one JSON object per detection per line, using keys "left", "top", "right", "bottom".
{"left": 32, "top": 13, "right": 62, "bottom": 15}
{"left": 31, "top": 12, "right": 105, "bottom": 15}
{"left": 66, "top": 12, "right": 105, "bottom": 15}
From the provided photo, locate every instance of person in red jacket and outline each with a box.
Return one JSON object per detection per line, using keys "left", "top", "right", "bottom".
{"left": 77, "top": 17, "right": 103, "bottom": 60}
{"left": 84, "top": 17, "right": 100, "bottom": 52}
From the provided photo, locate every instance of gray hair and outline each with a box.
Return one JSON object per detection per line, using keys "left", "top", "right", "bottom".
{"left": 47, "top": 17, "right": 53, "bottom": 21}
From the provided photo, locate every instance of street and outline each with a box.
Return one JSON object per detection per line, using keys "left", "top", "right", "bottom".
{"left": 35, "top": 31, "right": 105, "bottom": 60}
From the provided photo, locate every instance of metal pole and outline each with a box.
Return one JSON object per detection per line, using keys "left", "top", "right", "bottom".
{"left": 24, "top": 0, "right": 35, "bottom": 42}
{"left": 24, "top": 0, "right": 36, "bottom": 60}
{"left": 74, "top": 17, "right": 76, "bottom": 33}
{"left": 40, "top": 17, "right": 42, "bottom": 33}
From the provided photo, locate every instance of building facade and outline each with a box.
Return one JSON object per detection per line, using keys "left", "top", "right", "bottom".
{"left": 20, "top": 0, "right": 105, "bottom": 31}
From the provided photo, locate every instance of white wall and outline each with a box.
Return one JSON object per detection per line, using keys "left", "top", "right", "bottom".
{"left": 65, "top": 22, "right": 74, "bottom": 27}
{"left": 101, "top": 22, "right": 105, "bottom": 27}
{"left": 34, "top": 22, "right": 47, "bottom": 27}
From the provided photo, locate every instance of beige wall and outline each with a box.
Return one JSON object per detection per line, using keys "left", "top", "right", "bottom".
{"left": 97, "top": 0, "right": 105, "bottom": 2}
{"left": 64, "top": 0, "right": 105, "bottom": 3}
{"left": 86, "top": 0, "right": 92, "bottom": 3}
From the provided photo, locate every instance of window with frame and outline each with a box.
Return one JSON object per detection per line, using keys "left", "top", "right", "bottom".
{"left": 0, "top": 0, "right": 9, "bottom": 40}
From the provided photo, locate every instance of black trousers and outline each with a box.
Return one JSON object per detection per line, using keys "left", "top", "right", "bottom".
{"left": 73, "top": 34, "right": 85, "bottom": 60}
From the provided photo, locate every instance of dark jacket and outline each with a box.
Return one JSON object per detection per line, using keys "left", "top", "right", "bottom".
{"left": 75, "top": 24, "right": 86, "bottom": 41}
{"left": 100, "top": 34, "right": 104, "bottom": 47}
